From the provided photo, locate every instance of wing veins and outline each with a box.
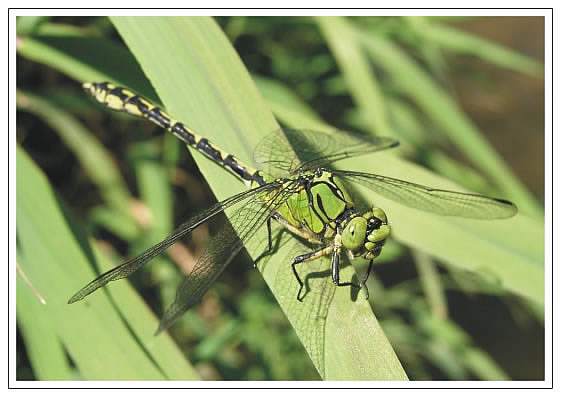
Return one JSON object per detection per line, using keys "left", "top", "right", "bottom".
{"left": 156, "top": 180, "right": 298, "bottom": 333}
{"left": 67, "top": 183, "right": 278, "bottom": 304}
{"left": 333, "top": 170, "right": 517, "bottom": 219}
{"left": 254, "top": 128, "right": 399, "bottom": 174}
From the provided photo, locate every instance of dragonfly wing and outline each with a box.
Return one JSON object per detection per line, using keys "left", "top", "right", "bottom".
{"left": 156, "top": 180, "right": 296, "bottom": 333}
{"left": 67, "top": 183, "right": 278, "bottom": 304}
{"left": 254, "top": 128, "right": 399, "bottom": 173}
{"left": 334, "top": 170, "right": 517, "bottom": 219}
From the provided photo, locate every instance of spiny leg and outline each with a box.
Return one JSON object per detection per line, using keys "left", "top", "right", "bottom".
{"left": 291, "top": 245, "right": 333, "bottom": 301}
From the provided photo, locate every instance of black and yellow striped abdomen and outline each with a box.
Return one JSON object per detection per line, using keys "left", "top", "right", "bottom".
{"left": 83, "top": 82, "right": 265, "bottom": 188}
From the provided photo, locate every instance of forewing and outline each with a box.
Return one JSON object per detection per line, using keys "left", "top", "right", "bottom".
{"left": 254, "top": 128, "right": 399, "bottom": 174}
{"left": 156, "top": 180, "right": 297, "bottom": 333}
{"left": 334, "top": 170, "right": 517, "bottom": 219}
{"left": 67, "top": 183, "right": 277, "bottom": 305}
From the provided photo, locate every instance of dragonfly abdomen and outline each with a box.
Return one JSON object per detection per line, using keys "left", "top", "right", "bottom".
{"left": 83, "top": 82, "right": 265, "bottom": 188}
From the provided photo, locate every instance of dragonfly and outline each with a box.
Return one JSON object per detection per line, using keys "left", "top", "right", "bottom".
{"left": 68, "top": 82, "right": 518, "bottom": 334}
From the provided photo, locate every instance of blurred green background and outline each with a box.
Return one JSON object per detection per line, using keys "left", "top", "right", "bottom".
{"left": 16, "top": 15, "right": 545, "bottom": 381}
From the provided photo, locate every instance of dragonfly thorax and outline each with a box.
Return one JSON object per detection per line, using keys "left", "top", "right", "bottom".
{"left": 341, "top": 208, "right": 390, "bottom": 260}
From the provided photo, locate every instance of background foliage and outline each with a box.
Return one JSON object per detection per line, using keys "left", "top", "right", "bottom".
{"left": 16, "top": 15, "right": 544, "bottom": 381}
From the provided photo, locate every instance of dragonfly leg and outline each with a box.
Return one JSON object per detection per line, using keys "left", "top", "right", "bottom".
{"left": 331, "top": 233, "right": 362, "bottom": 295}
{"left": 254, "top": 213, "right": 321, "bottom": 267}
{"left": 358, "top": 259, "right": 374, "bottom": 300}
{"left": 253, "top": 217, "right": 274, "bottom": 266}
{"left": 291, "top": 245, "right": 333, "bottom": 301}
{"left": 274, "top": 213, "right": 322, "bottom": 245}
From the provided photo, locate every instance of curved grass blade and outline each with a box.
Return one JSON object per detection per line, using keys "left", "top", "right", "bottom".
{"left": 404, "top": 16, "right": 544, "bottom": 78}
{"left": 17, "top": 146, "right": 197, "bottom": 379}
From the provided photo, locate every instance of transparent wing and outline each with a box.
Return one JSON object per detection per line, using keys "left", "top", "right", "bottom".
{"left": 156, "top": 180, "right": 298, "bottom": 333}
{"left": 254, "top": 128, "right": 399, "bottom": 174}
{"left": 274, "top": 238, "right": 335, "bottom": 377}
{"left": 333, "top": 170, "right": 517, "bottom": 219}
{"left": 67, "top": 183, "right": 280, "bottom": 305}
{"left": 250, "top": 220, "right": 335, "bottom": 377}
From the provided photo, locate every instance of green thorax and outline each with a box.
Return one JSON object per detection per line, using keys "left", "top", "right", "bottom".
{"left": 274, "top": 170, "right": 355, "bottom": 236}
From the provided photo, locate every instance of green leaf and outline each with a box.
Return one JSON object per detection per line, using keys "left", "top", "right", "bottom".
{"left": 17, "top": 26, "right": 158, "bottom": 101}
{"left": 16, "top": 146, "right": 198, "bottom": 380}
{"left": 16, "top": 15, "right": 49, "bottom": 35}
{"left": 16, "top": 90, "right": 137, "bottom": 223}
{"left": 16, "top": 264, "right": 72, "bottom": 380}
{"left": 348, "top": 17, "right": 542, "bottom": 217}
{"left": 404, "top": 16, "right": 544, "bottom": 78}
{"left": 315, "top": 16, "right": 394, "bottom": 138}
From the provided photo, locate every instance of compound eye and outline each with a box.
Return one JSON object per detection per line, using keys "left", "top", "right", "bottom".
{"left": 371, "top": 208, "right": 387, "bottom": 224}
{"left": 342, "top": 217, "right": 367, "bottom": 251}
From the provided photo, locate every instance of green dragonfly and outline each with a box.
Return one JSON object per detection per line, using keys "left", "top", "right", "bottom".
{"left": 68, "top": 82, "right": 517, "bottom": 334}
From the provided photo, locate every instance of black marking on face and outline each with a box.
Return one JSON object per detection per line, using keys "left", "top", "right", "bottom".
{"left": 367, "top": 217, "right": 383, "bottom": 234}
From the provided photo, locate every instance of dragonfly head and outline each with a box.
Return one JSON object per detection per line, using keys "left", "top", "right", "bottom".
{"left": 341, "top": 208, "right": 390, "bottom": 260}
